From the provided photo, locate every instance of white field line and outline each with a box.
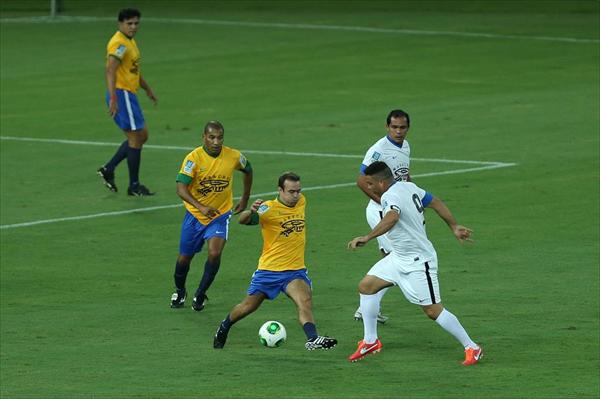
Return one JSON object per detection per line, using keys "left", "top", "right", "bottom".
{"left": 0, "top": 136, "right": 512, "bottom": 166}
{"left": 0, "top": 16, "right": 597, "bottom": 44}
{"left": 0, "top": 165, "right": 515, "bottom": 230}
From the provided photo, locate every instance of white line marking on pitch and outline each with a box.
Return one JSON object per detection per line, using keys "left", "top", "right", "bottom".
{"left": 0, "top": 164, "right": 515, "bottom": 230}
{"left": 0, "top": 136, "right": 512, "bottom": 166}
{"left": 0, "top": 16, "right": 596, "bottom": 44}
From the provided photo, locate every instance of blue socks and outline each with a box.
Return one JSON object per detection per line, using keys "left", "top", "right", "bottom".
{"left": 173, "top": 261, "right": 190, "bottom": 291}
{"left": 127, "top": 146, "right": 141, "bottom": 187}
{"left": 195, "top": 259, "right": 221, "bottom": 299}
{"left": 303, "top": 322, "right": 318, "bottom": 340}
{"left": 105, "top": 140, "right": 128, "bottom": 172}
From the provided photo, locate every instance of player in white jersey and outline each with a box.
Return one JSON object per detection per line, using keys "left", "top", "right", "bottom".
{"left": 347, "top": 162, "right": 483, "bottom": 366}
{"left": 354, "top": 109, "right": 411, "bottom": 323}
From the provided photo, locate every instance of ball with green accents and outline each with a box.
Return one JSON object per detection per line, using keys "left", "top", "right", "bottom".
{"left": 258, "top": 321, "right": 287, "bottom": 348}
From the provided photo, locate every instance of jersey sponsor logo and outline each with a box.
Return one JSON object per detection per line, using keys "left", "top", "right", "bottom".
{"left": 280, "top": 219, "right": 305, "bottom": 237}
{"left": 115, "top": 44, "right": 127, "bottom": 58}
{"left": 393, "top": 166, "right": 409, "bottom": 181}
{"left": 197, "top": 179, "right": 229, "bottom": 195}
{"left": 371, "top": 151, "right": 381, "bottom": 161}
{"left": 184, "top": 160, "right": 195, "bottom": 174}
{"left": 257, "top": 204, "right": 270, "bottom": 215}
{"left": 130, "top": 58, "right": 139, "bottom": 75}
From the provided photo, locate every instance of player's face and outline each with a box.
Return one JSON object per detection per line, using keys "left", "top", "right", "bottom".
{"left": 203, "top": 129, "right": 224, "bottom": 156}
{"left": 118, "top": 17, "right": 140, "bottom": 38}
{"left": 365, "top": 176, "right": 384, "bottom": 196}
{"left": 279, "top": 180, "right": 302, "bottom": 207}
{"left": 386, "top": 116, "right": 409, "bottom": 145}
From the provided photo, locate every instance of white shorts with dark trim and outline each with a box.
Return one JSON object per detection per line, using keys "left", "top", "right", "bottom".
{"left": 367, "top": 254, "right": 440, "bottom": 306}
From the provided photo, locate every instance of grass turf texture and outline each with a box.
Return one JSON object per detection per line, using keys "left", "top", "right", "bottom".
{"left": 1, "top": 1, "right": 599, "bottom": 398}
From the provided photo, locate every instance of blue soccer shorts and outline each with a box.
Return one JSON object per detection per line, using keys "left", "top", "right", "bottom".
{"left": 247, "top": 269, "right": 312, "bottom": 300}
{"left": 106, "top": 89, "right": 145, "bottom": 131}
{"left": 179, "top": 210, "right": 232, "bottom": 256}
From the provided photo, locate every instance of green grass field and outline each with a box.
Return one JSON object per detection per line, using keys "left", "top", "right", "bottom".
{"left": 1, "top": 1, "right": 599, "bottom": 398}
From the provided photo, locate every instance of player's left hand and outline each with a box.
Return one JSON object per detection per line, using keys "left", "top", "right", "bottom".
{"left": 348, "top": 236, "right": 369, "bottom": 250}
{"left": 453, "top": 225, "right": 473, "bottom": 243}
{"left": 233, "top": 200, "right": 248, "bottom": 215}
{"left": 146, "top": 89, "right": 158, "bottom": 105}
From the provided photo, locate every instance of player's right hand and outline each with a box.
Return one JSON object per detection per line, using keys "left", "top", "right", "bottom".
{"left": 199, "top": 205, "right": 220, "bottom": 219}
{"left": 108, "top": 98, "right": 118, "bottom": 118}
{"left": 348, "top": 236, "right": 368, "bottom": 250}
{"left": 250, "top": 199, "right": 263, "bottom": 212}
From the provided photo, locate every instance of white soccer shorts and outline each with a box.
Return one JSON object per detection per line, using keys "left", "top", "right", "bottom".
{"left": 366, "top": 201, "right": 393, "bottom": 254}
{"left": 367, "top": 255, "right": 441, "bottom": 306}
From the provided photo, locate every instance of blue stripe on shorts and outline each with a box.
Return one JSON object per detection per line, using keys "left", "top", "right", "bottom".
{"left": 179, "top": 210, "right": 232, "bottom": 256}
{"left": 106, "top": 89, "right": 145, "bottom": 131}
{"left": 247, "top": 269, "right": 312, "bottom": 300}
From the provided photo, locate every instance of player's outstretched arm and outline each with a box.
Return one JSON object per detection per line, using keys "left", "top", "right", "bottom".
{"left": 426, "top": 197, "right": 473, "bottom": 243}
{"left": 348, "top": 210, "right": 399, "bottom": 250}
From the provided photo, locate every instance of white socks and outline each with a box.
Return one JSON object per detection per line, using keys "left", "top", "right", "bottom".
{"left": 359, "top": 293, "right": 380, "bottom": 344}
{"left": 435, "top": 308, "right": 477, "bottom": 349}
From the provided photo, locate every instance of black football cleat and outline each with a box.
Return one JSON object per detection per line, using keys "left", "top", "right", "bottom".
{"left": 192, "top": 294, "right": 208, "bottom": 312}
{"left": 97, "top": 166, "right": 117, "bottom": 192}
{"left": 213, "top": 325, "right": 229, "bottom": 349}
{"left": 305, "top": 336, "right": 338, "bottom": 351}
{"left": 170, "top": 289, "right": 186, "bottom": 308}
{"left": 127, "top": 183, "right": 155, "bottom": 197}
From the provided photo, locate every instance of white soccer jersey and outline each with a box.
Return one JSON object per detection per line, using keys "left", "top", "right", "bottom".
{"left": 361, "top": 136, "right": 411, "bottom": 252}
{"left": 361, "top": 136, "right": 410, "bottom": 182}
{"left": 380, "top": 182, "right": 437, "bottom": 267}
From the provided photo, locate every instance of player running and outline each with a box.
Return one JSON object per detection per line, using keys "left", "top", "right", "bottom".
{"left": 170, "top": 121, "right": 253, "bottom": 312}
{"left": 347, "top": 162, "right": 482, "bottom": 365}
{"left": 213, "top": 172, "right": 337, "bottom": 351}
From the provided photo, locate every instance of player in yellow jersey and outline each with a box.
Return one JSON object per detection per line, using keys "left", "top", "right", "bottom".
{"left": 213, "top": 172, "right": 337, "bottom": 351}
{"left": 170, "top": 121, "right": 253, "bottom": 312}
{"left": 97, "top": 8, "right": 157, "bottom": 196}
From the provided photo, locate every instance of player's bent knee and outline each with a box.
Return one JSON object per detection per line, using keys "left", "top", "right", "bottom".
{"left": 358, "top": 279, "right": 377, "bottom": 295}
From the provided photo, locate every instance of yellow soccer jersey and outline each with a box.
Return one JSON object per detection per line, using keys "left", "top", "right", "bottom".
{"left": 106, "top": 31, "right": 140, "bottom": 93}
{"left": 256, "top": 195, "right": 306, "bottom": 271}
{"left": 177, "top": 146, "right": 248, "bottom": 225}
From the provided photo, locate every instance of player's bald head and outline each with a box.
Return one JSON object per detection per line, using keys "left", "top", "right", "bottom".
{"left": 364, "top": 161, "right": 393, "bottom": 182}
{"left": 204, "top": 120, "right": 224, "bottom": 134}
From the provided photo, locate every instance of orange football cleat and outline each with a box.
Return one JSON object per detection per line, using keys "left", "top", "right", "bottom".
{"left": 462, "top": 346, "right": 483, "bottom": 366}
{"left": 348, "top": 339, "right": 383, "bottom": 362}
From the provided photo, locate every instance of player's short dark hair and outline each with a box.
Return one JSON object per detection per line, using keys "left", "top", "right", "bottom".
{"left": 204, "top": 121, "right": 224, "bottom": 134}
{"left": 118, "top": 8, "right": 141, "bottom": 21}
{"left": 278, "top": 172, "right": 300, "bottom": 189}
{"left": 386, "top": 109, "right": 410, "bottom": 126}
{"left": 364, "top": 161, "right": 393, "bottom": 181}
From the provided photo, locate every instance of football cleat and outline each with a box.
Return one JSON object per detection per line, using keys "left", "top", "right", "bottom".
{"left": 463, "top": 346, "right": 483, "bottom": 366}
{"left": 127, "top": 183, "right": 155, "bottom": 197}
{"left": 192, "top": 294, "right": 208, "bottom": 312}
{"left": 348, "top": 339, "right": 383, "bottom": 362}
{"left": 170, "top": 289, "right": 186, "bottom": 308}
{"left": 354, "top": 308, "right": 389, "bottom": 324}
{"left": 305, "top": 336, "right": 338, "bottom": 351}
{"left": 213, "top": 325, "right": 229, "bottom": 349}
{"left": 97, "top": 166, "right": 117, "bottom": 192}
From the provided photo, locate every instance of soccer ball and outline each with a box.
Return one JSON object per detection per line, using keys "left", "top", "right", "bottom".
{"left": 258, "top": 320, "right": 287, "bottom": 347}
